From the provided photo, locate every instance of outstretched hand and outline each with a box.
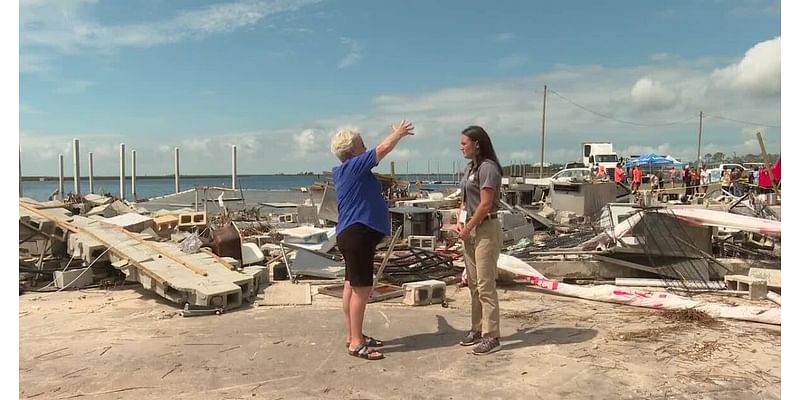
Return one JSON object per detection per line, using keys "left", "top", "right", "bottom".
{"left": 392, "top": 119, "right": 415, "bottom": 137}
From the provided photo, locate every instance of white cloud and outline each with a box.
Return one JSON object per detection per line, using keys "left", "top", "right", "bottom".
{"left": 495, "top": 32, "right": 516, "bottom": 41}
{"left": 337, "top": 37, "right": 363, "bottom": 69}
{"left": 19, "top": 36, "right": 781, "bottom": 175}
{"left": 20, "top": 104, "right": 42, "bottom": 114}
{"left": 729, "top": 0, "right": 780, "bottom": 17}
{"left": 20, "top": 0, "right": 323, "bottom": 74}
{"left": 55, "top": 80, "right": 96, "bottom": 94}
{"left": 630, "top": 77, "right": 677, "bottom": 109}
{"left": 711, "top": 36, "right": 780, "bottom": 96}
{"left": 650, "top": 52, "right": 678, "bottom": 62}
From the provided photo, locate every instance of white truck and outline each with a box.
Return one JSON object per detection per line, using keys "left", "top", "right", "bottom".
{"left": 581, "top": 142, "right": 619, "bottom": 174}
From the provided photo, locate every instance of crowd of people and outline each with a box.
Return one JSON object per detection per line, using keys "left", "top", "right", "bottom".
{"left": 609, "top": 161, "right": 780, "bottom": 198}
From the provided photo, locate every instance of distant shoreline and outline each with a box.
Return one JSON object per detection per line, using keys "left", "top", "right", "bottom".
{"left": 20, "top": 174, "right": 323, "bottom": 182}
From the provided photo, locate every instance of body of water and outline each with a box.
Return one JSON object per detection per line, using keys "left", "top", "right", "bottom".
{"left": 20, "top": 174, "right": 459, "bottom": 202}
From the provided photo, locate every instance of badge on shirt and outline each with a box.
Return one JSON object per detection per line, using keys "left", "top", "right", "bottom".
{"left": 468, "top": 174, "right": 475, "bottom": 182}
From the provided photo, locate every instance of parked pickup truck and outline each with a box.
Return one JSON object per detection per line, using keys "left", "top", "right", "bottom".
{"left": 523, "top": 167, "right": 591, "bottom": 186}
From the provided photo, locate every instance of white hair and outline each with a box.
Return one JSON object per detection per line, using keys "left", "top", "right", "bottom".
{"left": 330, "top": 128, "right": 361, "bottom": 162}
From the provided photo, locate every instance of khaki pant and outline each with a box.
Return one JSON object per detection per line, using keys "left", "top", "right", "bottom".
{"left": 462, "top": 218, "right": 502, "bottom": 338}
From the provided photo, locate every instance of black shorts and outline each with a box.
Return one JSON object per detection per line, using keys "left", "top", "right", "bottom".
{"left": 337, "top": 223, "right": 385, "bottom": 287}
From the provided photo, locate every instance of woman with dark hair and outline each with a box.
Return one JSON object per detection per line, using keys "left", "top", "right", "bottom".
{"left": 456, "top": 126, "right": 504, "bottom": 356}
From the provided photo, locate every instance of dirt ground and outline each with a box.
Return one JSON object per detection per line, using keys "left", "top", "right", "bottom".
{"left": 19, "top": 282, "right": 780, "bottom": 400}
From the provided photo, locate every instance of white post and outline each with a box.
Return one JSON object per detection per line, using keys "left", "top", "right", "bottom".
{"left": 174, "top": 147, "right": 180, "bottom": 193}
{"left": 131, "top": 150, "right": 137, "bottom": 199}
{"left": 88, "top": 152, "right": 94, "bottom": 194}
{"left": 119, "top": 143, "right": 126, "bottom": 200}
{"left": 19, "top": 149, "right": 22, "bottom": 197}
{"left": 231, "top": 145, "right": 238, "bottom": 189}
{"left": 58, "top": 154, "right": 64, "bottom": 200}
{"left": 72, "top": 138, "right": 81, "bottom": 195}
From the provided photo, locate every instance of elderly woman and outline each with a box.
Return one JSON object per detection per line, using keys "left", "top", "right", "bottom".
{"left": 457, "top": 126, "right": 504, "bottom": 355}
{"left": 330, "top": 120, "right": 415, "bottom": 360}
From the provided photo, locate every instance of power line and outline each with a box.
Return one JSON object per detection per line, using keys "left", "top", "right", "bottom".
{"left": 704, "top": 114, "right": 781, "bottom": 129}
{"left": 547, "top": 89, "right": 697, "bottom": 127}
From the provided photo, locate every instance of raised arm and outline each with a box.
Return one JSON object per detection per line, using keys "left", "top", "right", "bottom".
{"left": 376, "top": 120, "right": 415, "bottom": 162}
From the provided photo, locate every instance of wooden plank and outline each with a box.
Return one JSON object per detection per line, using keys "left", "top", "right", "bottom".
{"left": 200, "top": 248, "right": 236, "bottom": 270}
{"left": 114, "top": 228, "right": 208, "bottom": 277}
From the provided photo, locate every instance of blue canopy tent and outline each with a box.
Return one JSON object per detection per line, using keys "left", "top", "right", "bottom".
{"left": 625, "top": 153, "right": 675, "bottom": 168}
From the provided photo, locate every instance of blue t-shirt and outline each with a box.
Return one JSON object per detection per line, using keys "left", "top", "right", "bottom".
{"left": 332, "top": 148, "right": 391, "bottom": 236}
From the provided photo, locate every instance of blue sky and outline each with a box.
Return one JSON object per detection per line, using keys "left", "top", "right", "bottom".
{"left": 20, "top": 0, "right": 781, "bottom": 176}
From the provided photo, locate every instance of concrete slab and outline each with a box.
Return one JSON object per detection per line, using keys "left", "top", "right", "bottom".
{"left": 54, "top": 268, "right": 93, "bottom": 289}
{"left": 260, "top": 281, "right": 312, "bottom": 306}
{"left": 18, "top": 287, "right": 781, "bottom": 400}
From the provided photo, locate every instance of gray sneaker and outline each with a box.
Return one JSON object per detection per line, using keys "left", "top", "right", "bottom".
{"left": 471, "top": 337, "right": 502, "bottom": 355}
{"left": 459, "top": 331, "right": 481, "bottom": 346}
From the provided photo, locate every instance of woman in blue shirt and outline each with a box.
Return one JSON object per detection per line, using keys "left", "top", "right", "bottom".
{"left": 331, "top": 119, "right": 415, "bottom": 360}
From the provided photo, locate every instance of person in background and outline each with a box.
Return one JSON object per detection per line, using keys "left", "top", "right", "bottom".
{"left": 730, "top": 167, "right": 742, "bottom": 196}
{"left": 721, "top": 168, "right": 732, "bottom": 194}
{"left": 614, "top": 162, "right": 625, "bottom": 184}
{"left": 670, "top": 166, "right": 680, "bottom": 189}
{"left": 330, "top": 120, "right": 415, "bottom": 360}
{"left": 597, "top": 163, "right": 607, "bottom": 179}
{"left": 758, "top": 166, "right": 774, "bottom": 194}
{"left": 700, "top": 165, "right": 709, "bottom": 194}
{"left": 632, "top": 165, "right": 642, "bottom": 192}
{"left": 650, "top": 172, "right": 660, "bottom": 194}
{"left": 457, "top": 126, "right": 504, "bottom": 356}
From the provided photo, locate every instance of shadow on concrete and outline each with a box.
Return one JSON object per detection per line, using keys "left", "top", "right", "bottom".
{"left": 382, "top": 314, "right": 597, "bottom": 354}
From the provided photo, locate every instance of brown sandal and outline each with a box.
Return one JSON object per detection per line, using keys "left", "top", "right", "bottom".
{"left": 348, "top": 342, "right": 384, "bottom": 360}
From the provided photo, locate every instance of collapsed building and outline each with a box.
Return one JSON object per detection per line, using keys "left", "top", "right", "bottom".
{"left": 18, "top": 173, "right": 781, "bottom": 324}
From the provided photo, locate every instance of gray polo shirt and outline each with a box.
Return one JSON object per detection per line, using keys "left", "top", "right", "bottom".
{"left": 460, "top": 159, "right": 502, "bottom": 217}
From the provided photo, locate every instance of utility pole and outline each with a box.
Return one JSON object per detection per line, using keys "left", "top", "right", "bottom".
{"left": 696, "top": 111, "right": 703, "bottom": 166}
{"left": 540, "top": 85, "right": 547, "bottom": 178}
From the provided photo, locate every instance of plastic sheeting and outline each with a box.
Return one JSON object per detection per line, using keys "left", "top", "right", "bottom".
{"left": 497, "top": 254, "right": 780, "bottom": 325}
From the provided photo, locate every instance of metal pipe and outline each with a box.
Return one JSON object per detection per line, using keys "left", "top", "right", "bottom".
{"left": 131, "top": 150, "right": 137, "bottom": 199}
{"left": 72, "top": 138, "right": 81, "bottom": 195}
{"left": 88, "top": 152, "right": 94, "bottom": 193}
{"left": 119, "top": 143, "right": 126, "bottom": 200}
{"left": 174, "top": 147, "right": 180, "bottom": 193}
{"left": 231, "top": 145, "right": 237, "bottom": 189}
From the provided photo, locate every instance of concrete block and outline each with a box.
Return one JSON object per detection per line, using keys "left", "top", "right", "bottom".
{"left": 725, "top": 275, "right": 768, "bottom": 300}
{"left": 408, "top": 235, "right": 436, "bottom": 251}
{"left": 54, "top": 267, "right": 94, "bottom": 289}
{"left": 748, "top": 268, "right": 781, "bottom": 288}
{"left": 154, "top": 215, "right": 179, "bottom": 233}
{"left": 178, "top": 212, "right": 207, "bottom": 228}
{"left": 498, "top": 213, "right": 527, "bottom": 230}
{"left": 503, "top": 224, "right": 535, "bottom": 243}
{"left": 402, "top": 280, "right": 446, "bottom": 306}
{"left": 104, "top": 213, "right": 155, "bottom": 233}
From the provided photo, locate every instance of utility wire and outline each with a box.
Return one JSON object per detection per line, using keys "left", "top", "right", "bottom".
{"left": 547, "top": 89, "right": 697, "bottom": 127}
{"left": 704, "top": 114, "right": 781, "bottom": 129}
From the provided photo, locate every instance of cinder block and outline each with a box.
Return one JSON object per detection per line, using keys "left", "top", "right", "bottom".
{"left": 725, "top": 275, "right": 768, "bottom": 300}
{"left": 178, "top": 212, "right": 207, "bottom": 228}
{"left": 154, "top": 215, "right": 179, "bottom": 232}
{"left": 408, "top": 235, "right": 436, "bottom": 251}
{"left": 402, "top": 280, "right": 446, "bottom": 306}
{"left": 54, "top": 267, "right": 94, "bottom": 289}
